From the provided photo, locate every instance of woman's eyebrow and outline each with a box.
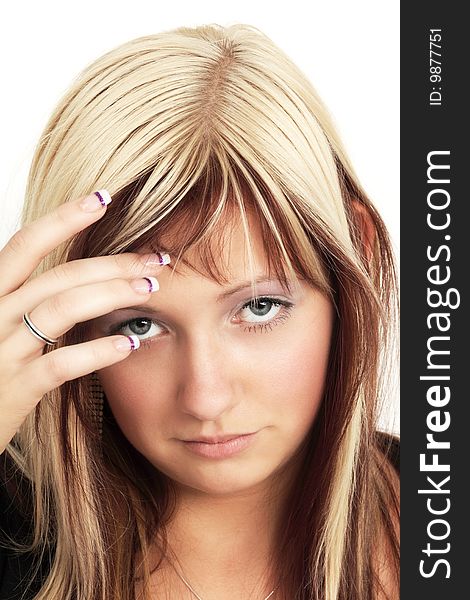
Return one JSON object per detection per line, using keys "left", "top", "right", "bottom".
{"left": 215, "top": 277, "right": 291, "bottom": 302}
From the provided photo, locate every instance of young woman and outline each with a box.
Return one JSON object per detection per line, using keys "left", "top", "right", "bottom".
{"left": 0, "top": 23, "right": 399, "bottom": 600}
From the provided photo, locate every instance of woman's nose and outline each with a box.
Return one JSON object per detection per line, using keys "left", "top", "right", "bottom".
{"left": 175, "top": 332, "right": 238, "bottom": 421}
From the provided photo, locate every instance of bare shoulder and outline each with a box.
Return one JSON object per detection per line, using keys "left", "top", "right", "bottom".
{"left": 373, "top": 432, "right": 400, "bottom": 600}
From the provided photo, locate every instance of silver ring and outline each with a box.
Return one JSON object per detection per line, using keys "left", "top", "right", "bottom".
{"left": 23, "top": 313, "right": 59, "bottom": 346}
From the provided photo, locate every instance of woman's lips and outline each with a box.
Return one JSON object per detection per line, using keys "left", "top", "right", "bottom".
{"left": 181, "top": 432, "right": 258, "bottom": 459}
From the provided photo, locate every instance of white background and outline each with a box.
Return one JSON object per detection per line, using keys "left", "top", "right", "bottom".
{"left": 0, "top": 0, "right": 399, "bottom": 434}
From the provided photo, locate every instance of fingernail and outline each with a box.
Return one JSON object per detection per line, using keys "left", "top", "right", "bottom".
{"left": 80, "top": 189, "right": 112, "bottom": 212}
{"left": 114, "top": 335, "right": 141, "bottom": 352}
{"left": 130, "top": 276, "right": 159, "bottom": 294}
{"left": 139, "top": 252, "right": 171, "bottom": 267}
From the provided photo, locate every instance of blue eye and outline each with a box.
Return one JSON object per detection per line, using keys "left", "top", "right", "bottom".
{"left": 238, "top": 297, "right": 295, "bottom": 333}
{"left": 110, "top": 317, "right": 162, "bottom": 342}
{"left": 109, "top": 296, "right": 295, "bottom": 347}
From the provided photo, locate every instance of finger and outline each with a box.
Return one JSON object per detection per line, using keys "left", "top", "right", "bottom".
{"left": 21, "top": 333, "right": 141, "bottom": 399}
{"left": 0, "top": 190, "right": 112, "bottom": 297}
{"left": 8, "top": 276, "right": 160, "bottom": 360}
{"left": 1, "top": 333, "right": 141, "bottom": 451}
{"left": 2, "top": 251, "right": 171, "bottom": 329}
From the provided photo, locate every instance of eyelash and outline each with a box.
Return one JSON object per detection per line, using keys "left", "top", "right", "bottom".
{"left": 109, "top": 296, "right": 295, "bottom": 349}
{"left": 240, "top": 298, "right": 294, "bottom": 334}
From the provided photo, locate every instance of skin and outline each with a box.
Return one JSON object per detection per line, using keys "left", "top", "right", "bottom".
{"left": 87, "top": 211, "right": 335, "bottom": 597}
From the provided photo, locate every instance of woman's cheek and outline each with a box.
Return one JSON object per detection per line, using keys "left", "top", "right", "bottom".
{"left": 273, "top": 303, "right": 334, "bottom": 427}
{"left": 97, "top": 357, "right": 173, "bottom": 431}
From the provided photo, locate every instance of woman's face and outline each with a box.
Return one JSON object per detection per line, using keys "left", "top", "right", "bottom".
{"left": 89, "top": 214, "right": 335, "bottom": 496}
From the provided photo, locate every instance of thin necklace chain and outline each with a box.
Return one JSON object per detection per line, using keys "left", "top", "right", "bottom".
{"left": 169, "top": 559, "right": 279, "bottom": 600}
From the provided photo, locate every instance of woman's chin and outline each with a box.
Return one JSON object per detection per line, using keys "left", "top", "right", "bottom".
{"left": 174, "top": 476, "right": 270, "bottom": 498}
{"left": 155, "top": 460, "right": 279, "bottom": 498}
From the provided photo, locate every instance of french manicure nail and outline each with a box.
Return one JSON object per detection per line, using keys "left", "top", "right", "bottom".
{"left": 139, "top": 252, "right": 171, "bottom": 267}
{"left": 130, "top": 276, "right": 159, "bottom": 294}
{"left": 114, "top": 335, "right": 141, "bottom": 352}
{"left": 80, "top": 189, "right": 112, "bottom": 212}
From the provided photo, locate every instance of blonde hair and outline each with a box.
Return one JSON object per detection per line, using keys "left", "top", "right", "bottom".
{"left": 3, "top": 23, "right": 399, "bottom": 599}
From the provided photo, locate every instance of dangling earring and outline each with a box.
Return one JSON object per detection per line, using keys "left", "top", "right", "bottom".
{"left": 88, "top": 370, "right": 104, "bottom": 439}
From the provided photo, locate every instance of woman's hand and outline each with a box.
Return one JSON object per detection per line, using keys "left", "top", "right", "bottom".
{"left": 0, "top": 191, "right": 168, "bottom": 454}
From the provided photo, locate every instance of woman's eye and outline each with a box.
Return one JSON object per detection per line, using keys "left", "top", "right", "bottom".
{"left": 109, "top": 318, "right": 163, "bottom": 342}
{"left": 237, "top": 297, "right": 295, "bottom": 333}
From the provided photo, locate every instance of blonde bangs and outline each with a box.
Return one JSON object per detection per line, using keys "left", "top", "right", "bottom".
{"left": 69, "top": 145, "right": 334, "bottom": 308}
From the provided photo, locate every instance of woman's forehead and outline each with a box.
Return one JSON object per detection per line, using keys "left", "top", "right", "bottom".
{"left": 140, "top": 210, "right": 272, "bottom": 277}
{"left": 129, "top": 197, "right": 327, "bottom": 294}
